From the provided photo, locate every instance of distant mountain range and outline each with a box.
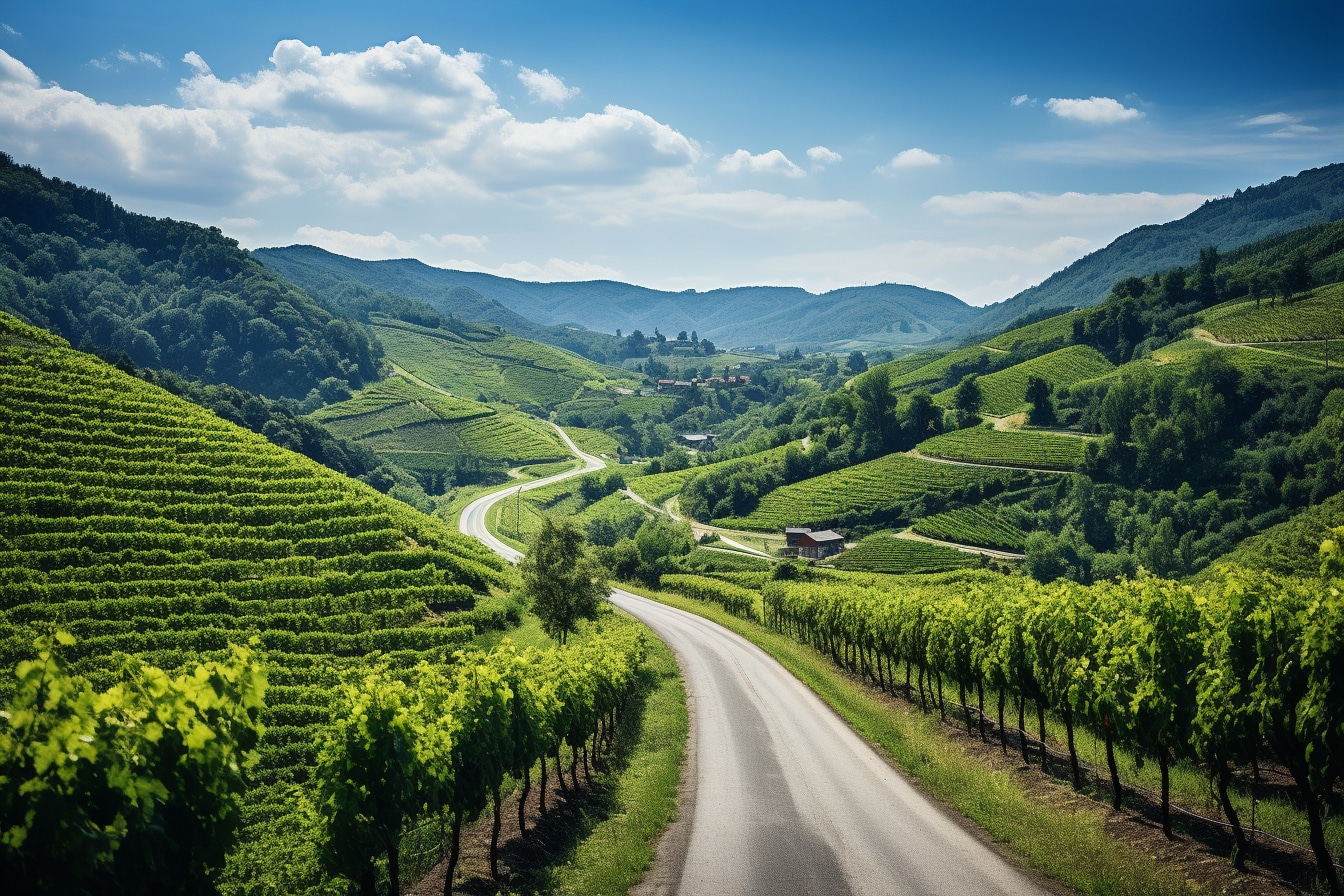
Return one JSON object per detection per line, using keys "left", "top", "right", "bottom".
{"left": 954, "top": 162, "right": 1344, "bottom": 341}
{"left": 255, "top": 247, "right": 978, "bottom": 353}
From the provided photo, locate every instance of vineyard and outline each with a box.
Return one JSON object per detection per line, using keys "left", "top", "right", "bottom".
{"left": 714, "top": 451, "right": 1031, "bottom": 531}
{"left": 315, "top": 376, "right": 568, "bottom": 475}
{"left": 561, "top": 425, "right": 622, "bottom": 457}
{"left": 916, "top": 428, "right": 1089, "bottom": 471}
{"left": 910, "top": 506, "right": 1029, "bottom": 551}
{"left": 757, "top": 562, "right": 1344, "bottom": 890}
{"left": 933, "top": 345, "right": 1115, "bottom": 416}
{"left": 982, "top": 309, "right": 1086, "bottom": 353}
{"left": 1201, "top": 282, "right": 1344, "bottom": 343}
{"left": 882, "top": 345, "right": 993, "bottom": 391}
{"left": 626, "top": 443, "right": 798, "bottom": 505}
{"left": 827, "top": 535, "right": 982, "bottom": 574}
{"left": 1147, "top": 338, "right": 1322, "bottom": 375}
{"left": 369, "top": 320, "right": 635, "bottom": 411}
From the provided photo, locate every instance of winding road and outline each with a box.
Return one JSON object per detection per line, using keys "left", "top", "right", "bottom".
{"left": 460, "top": 428, "right": 1047, "bottom": 896}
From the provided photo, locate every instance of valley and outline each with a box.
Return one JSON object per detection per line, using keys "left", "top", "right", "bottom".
{"left": 3, "top": 150, "right": 1344, "bottom": 896}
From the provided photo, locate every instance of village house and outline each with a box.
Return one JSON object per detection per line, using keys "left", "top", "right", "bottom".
{"left": 783, "top": 527, "right": 845, "bottom": 559}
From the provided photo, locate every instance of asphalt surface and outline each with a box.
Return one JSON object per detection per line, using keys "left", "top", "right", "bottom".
{"left": 460, "top": 432, "right": 1047, "bottom": 896}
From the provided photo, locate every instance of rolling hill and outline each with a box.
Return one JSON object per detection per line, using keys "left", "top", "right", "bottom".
{"left": 956, "top": 162, "right": 1344, "bottom": 341}
{"left": 256, "top": 245, "right": 980, "bottom": 352}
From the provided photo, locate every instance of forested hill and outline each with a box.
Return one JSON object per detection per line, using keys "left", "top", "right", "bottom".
{"left": 253, "top": 243, "right": 627, "bottom": 363}
{"left": 0, "top": 152, "right": 380, "bottom": 399}
{"left": 954, "top": 162, "right": 1344, "bottom": 341}
{"left": 256, "top": 245, "right": 978, "bottom": 352}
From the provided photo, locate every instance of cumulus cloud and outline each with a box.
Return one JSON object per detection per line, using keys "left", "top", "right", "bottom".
{"left": 421, "top": 232, "right": 489, "bottom": 254}
{"left": 807, "top": 145, "right": 842, "bottom": 167}
{"left": 517, "top": 66, "right": 579, "bottom": 104}
{"left": 496, "top": 257, "right": 622, "bottom": 281}
{"left": 718, "top": 148, "right": 805, "bottom": 178}
{"left": 0, "top": 40, "right": 700, "bottom": 206}
{"left": 1044, "top": 96, "right": 1142, "bottom": 124}
{"left": 924, "top": 190, "right": 1209, "bottom": 219}
{"left": 182, "top": 51, "right": 210, "bottom": 75}
{"left": 293, "top": 225, "right": 420, "bottom": 259}
{"left": 1010, "top": 94, "right": 1035, "bottom": 106}
{"left": 875, "top": 148, "right": 947, "bottom": 173}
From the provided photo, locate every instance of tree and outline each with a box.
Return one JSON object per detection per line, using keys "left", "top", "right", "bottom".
{"left": 846, "top": 350, "right": 868, "bottom": 375}
{"left": 517, "top": 518, "right": 609, "bottom": 644}
{"left": 0, "top": 633, "right": 265, "bottom": 895}
{"left": 952, "top": 373, "right": 982, "bottom": 424}
{"left": 1024, "top": 375, "right": 1055, "bottom": 425}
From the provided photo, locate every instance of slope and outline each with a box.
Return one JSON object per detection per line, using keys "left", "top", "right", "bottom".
{"left": 955, "top": 162, "right": 1344, "bottom": 341}
{"left": 0, "top": 309, "right": 509, "bottom": 893}
{"left": 255, "top": 245, "right": 979, "bottom": 352}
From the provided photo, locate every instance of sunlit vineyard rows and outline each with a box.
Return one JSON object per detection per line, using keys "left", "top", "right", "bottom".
{"left": 933, "top": 345, "right": 1115, "bottom": 416}
{"left": 910, "top": 506, "right": 1028, "bottom": 551}
{"left": 715, "top": 451, "right": 1029, "bottom": 531}
{"left": 626, "top": 443, "right": 797, "bottom": 504}
{"left": 917, "top": 428, "right": 1088, "bottom": 470}
{"left": 827, "top": 535, "right": 981, "bottom": 574}
{"left": 1201, "top": 282, "right": 1344, "bottom": 342}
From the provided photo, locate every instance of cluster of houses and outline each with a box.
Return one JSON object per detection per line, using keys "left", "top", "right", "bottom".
{"left": 655, "top": 374, "right": 751, "bottom": 392}
{"left": 784, "top": 526, "right": 846, "bottom": 559}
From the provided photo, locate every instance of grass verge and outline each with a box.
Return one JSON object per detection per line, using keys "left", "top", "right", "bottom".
{"left": 628, "top": 584, "right": 1200, "bottom": 896}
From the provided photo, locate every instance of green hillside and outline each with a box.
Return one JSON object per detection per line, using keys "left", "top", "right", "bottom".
{"left": 0, "top": 153, "right": 380, "bottom": 399}
{"left": 311, "top": 376, "right": 569, "bottom": 480}
{"left": 828, "top": 535, "right": 981, "bottom": 574}
{"left": 369, "top": 317, "right": 638, "bottom": 413}
{"left": 917, "top": 427, "right": 1090, "bottom": 470}
{"left": 1201, "top": 281, "right": 1344, "bottom": 343}
{"left": 0, "top": 310, "right": 510, "bottom": 892}
{"left": 932, "top": 345, "right": 1114, "bottom": 416}
{"left": 715, "top": 452, "right": 1039, "bottom": 532}
{"left": 955, "top": 162, "right": 1344, "bottom": 340}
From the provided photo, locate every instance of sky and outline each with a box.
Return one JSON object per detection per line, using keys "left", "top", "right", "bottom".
{"left": 0, "top": 1, "right": 1340, "bottom": 306}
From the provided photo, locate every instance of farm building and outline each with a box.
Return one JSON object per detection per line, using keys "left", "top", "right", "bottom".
{"left": 677, "top": 433, "right": 717, "bottom": 450}
{"left": 784, "top": 527, "right": 845, "bottom": 559}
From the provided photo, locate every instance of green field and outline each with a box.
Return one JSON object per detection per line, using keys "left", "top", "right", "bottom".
{"left": 880, "top": 345, "right": 992, "bottom": 391}
{"left": 1243, "top": 339, "right": 1344, "bottom": 365}
{"left": 0, "top": 312, "right": 512, "bottom": 893}
{"left": 313, "top": 376, "right": 568, "bottom": 475}
{"left": 917, "top": 427, "right": 1089, "bottom": 470}
{"left": 1147, "top": 338, "right": 1323, "bottom": 375}
{"left": 933, "top": 344, "right": 1115, "bottom": 416}
{"left": 563, "top": 425, "right": 623, "bottom": 456}
{"left": 626, "top": 443, "right": 798, "bottom": 504}
{"left": 715, "top": 452, "right": 1027, "bottom": 531}
{"left": 982, "top": 309, "right": 1087, "bottom": 353}
{"left": 1200, "top": 281, "right": 1344, "bottom": 342}
{"left": 828, "top": 535, "right": 982, "bottom": 573}
{"left": 370, "top": 318, "right": 638, "bottom": 410}
{"left": 911, "top": 506, "right": 1029, "bottom": 551}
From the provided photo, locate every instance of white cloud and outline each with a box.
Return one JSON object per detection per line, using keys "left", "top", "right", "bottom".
{"left": 1241, "top": 112, "right": 1298, "bottom": 127}
{"left": 517, "top": 67, "right": 579, "bottom": 104}
{"left": 1010, "top": 94, "right": 1035, "bottom": 107}
{"left": 0, "top": 41, "right": 699, "bottom": 207}
{"left": 1044, "top": 96, "right": 1142, "bottom": 124}
{"left": 421, "top": 232, "right": 489, "bottom": 254}
{"left": 875, "top": 147, "right": 947, "bottom": 173}
{"left": 496, "top": 257, "right": 622, "bottom": 281}
{"left": 293, "top": 225, "right": 420, "bottom": 259}
{"left": 924, "top": 190, "right": 1209, "bottom": 220}
{"left": 1267, "top": 124, "right": 1319, "bottom": 138}
{"left": 2, "top": 24, "right": 19, "bottom": 36}
{"left": 182, "top": 51, "right": 210, "bottom": 75}
{"left": 117, "top": 50, "right": 163, "bottom": 68}
{"left": 217, "top": 216, "right": 261, "bottom": 231}
{"left": 807, "top": 145, "right": 842, "bottom": 167}
{"left": 718, "top": 148, "right": 805, "bottom": 178}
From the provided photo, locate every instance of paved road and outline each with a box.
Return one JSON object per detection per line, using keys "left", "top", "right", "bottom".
{"left": 460, "top": 432, "right": 1047, "bottom": 896}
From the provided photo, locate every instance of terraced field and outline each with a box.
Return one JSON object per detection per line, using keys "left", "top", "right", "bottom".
{"left": 882, "top": 345, "right": 992, "bottom": 391}
{"left": 370, "top": 318, "right": 637, "bottom": 410}
{"left": 1243, "top": 339, "right": 1344, "bottom": 365}
{"left": 0, "top": 311, "right": 510, "bottom": 892}
{"left": 561, "top": 425, "right": 622, "bottom": 456}
{"left": 1201, "top": 281, "right": 1344, "bottom": 342}
{"left": 715, "top": 452, "right": 1029, "bottom": 532}
{"left": 982, "top": 309, "right": 1086, "bottom": 353}
{"left": 828, "top": 535, "right": 981, "bottom": 574}
{"left": 626, "top": 443, "right": 798, "bottom": 504}
{"left": 917, "top": 428, "right": 1089, "bottom": 470}
{"left": 1148, "top": 338, "right": 1322, "bottom": 374}
{"left": 911, "top": 506, "right": 1028, "bottom": 551}
{"left": 933, "top": 344, "right": 1114, "bottom": 416}
{"left": 314, "top": 376, "right": 568, "bottom": 476}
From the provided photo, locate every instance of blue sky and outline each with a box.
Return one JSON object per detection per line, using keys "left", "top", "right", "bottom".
{"left": 1, "top": 1, "right": 1340, "bottom": 305}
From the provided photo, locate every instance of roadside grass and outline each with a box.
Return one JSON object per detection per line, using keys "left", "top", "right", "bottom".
{"left": 544, "top": 617, "right": 687, "bottom": 895}
{"left": 625, "top": 585, "right": 1199, "bottom": 896}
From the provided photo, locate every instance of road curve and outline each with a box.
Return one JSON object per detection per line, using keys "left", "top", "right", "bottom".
{"left": 460, "top": 429, "right": 1046, "bottom": 896}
